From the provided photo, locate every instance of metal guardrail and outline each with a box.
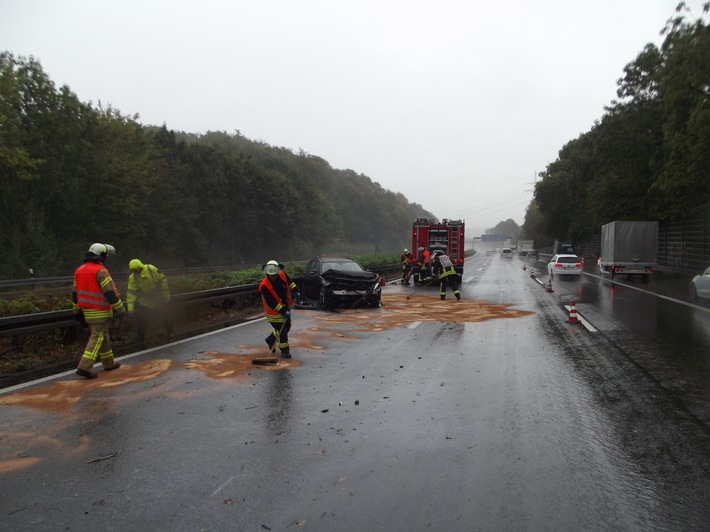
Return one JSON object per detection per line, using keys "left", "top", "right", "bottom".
{"left": 0, "top": 264, "right": 398, "bottom": 338}
{"left": 0, "top": 265, "right": 258, "bottom": 289}
{"left": 0, "top": 284, "right": 262, "bottom": 338}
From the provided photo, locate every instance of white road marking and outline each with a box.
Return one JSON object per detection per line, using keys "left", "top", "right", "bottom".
{"left": 408, "top": 321, "right": 422, "bottom": 329}
{"left": 211, "top": 476, "right": 235, "bottom": 497}
{"left": 564, "top": 305, "right": 597, "bottom": 332}
{"left": 583, "top": 272, "right": 710, "bottom": 314}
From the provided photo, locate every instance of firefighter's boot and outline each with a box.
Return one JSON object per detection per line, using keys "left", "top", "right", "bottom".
{"left": 281, "top": 348, "right": 291, "bottom": 359}
{"left": 265, "top": 334, "right": 276, "bottom": 352}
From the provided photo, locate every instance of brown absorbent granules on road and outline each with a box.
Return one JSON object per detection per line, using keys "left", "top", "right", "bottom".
{"left": 184, "top": 352, "right": 301, "bottom": 378}
{"left": 308, "top": 293, "right": 534, "bottom": 333}
{"left": 0, "top": 359, "right": 173, "bottom": 414}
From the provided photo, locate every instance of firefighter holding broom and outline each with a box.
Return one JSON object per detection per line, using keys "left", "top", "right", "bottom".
{"left": 432, "top": 249, "right": 461, "bottom": 301}
{"left": 259, "top": 260, "right": 298, "bottom": 358}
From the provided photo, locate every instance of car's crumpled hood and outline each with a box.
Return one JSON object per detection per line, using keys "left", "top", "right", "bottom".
{"left": 321, "top": 268, "right": 379, "bottom": 288}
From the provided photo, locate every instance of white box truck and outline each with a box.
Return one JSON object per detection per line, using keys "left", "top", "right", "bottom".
{"left": 598, "top": 221, "right": 658, "bottom": 281}
{"left": 518, "top": 240, "right": 534, "bottom": 257}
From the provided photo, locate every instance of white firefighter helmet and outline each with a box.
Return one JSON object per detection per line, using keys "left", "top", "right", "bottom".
{"left": 403, "top": 248, "right": 409, "bottom": 254}
{"left": 264, "top": 260, "right": 280, "bottom": 275}
{"left": 88, "top": 243, "right": 115, "bottom": 257}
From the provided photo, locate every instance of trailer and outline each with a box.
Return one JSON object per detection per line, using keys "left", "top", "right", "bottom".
{"left": 598, "top": 221, "right": 658, "bottom": 281}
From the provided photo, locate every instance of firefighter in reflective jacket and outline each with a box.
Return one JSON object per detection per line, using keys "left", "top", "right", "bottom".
{"left": 400, "top": 248, "right": 413, "bottom": 285}
{"left": 259, "top": 260, "right": 298, "bottom": 358}
{"left": 73, "top": 243, "right": 125, "bottom": 379}
{"left": 126, "top": 259, "right": 172, "bottom": 341}
{"left": 432, "top": 250, "right": 461, "bottom": 301}
{"left": 416, "top": 246, "right": 432, "bottom": 285}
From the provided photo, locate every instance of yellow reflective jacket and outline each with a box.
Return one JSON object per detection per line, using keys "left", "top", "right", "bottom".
{"left": 127, "top": 264, "right": 170, "bottom": 311}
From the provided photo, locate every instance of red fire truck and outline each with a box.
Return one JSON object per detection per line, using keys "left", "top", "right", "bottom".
{"left": 411, "top": 217, "right": 465, "bottom": 277}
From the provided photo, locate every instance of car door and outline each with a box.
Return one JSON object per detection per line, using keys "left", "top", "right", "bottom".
{"left": 548, "top": 255, "right": 558, "bottom": 275}
{"left": 302, "top": 259, "right": 321, "bottom": 299}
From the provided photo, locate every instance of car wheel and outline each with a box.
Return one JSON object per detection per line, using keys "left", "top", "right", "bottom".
{"left": 319, "top": 287, "right": 333, "bottom": 310}
{"left": 366, "top": 294, "right": 381, "bottom": 308}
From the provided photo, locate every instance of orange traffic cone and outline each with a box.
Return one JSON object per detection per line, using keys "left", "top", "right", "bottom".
{"left": 522, "top": 263, "right": 526, "bottom": 270}
{"left": 568, "top": 300, "right": 579, "bottom": 323}
{"left": 547, "top": 279, "right": 554, "bottom": 292}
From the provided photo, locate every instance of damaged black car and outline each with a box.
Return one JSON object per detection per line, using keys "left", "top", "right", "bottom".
{"left": 298, "top": 257, "right": 382, "bottom": 310}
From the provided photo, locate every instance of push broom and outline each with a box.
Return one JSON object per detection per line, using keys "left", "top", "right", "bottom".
{"left": 252, "top": 317, "right": 289, "bottom": 365}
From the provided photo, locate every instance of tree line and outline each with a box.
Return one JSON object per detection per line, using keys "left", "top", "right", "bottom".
{"left": 0, "top": 52, "right": 433, "bottom": 279}
{"left": 522, "top": 3, "right": 709, "bottom": 246}
{"left": 2, "top": 4, "right": 708, "bottom": 279}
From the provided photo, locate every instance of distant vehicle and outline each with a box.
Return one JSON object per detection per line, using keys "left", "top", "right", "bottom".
{"left": 501, "top": 248, "right": 513, "bottom": 260}
{"left": 485, "top": 249, "right": 495, "bottom": 256}
{"left": 690, "top": 265, "right": 710, "bottom": 300}
{"left": 300, "top": 257, "right": 381, "bottom": 310}
{"left": 518, "top": 240, "right": 534, "bottom": 257}
{"left": 598, "top": 221, "right": 657, "bottom": 282}
{"left": 553, "top": 240, "right": 576, "bottom": 255}
{"left": 547, "top": 254, "right": 583, "bottom": 277}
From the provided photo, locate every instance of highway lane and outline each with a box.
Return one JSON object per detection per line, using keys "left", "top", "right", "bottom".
{"left": 1, "top": 254, "right": 709, "bottom": 531}
{"left": 519, "top": 254, "right": 710, "bottom": 427}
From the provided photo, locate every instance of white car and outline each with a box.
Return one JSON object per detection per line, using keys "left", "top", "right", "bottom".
{"left": 690, "top": 265, "right": 710, "bottom": 300}
{"left": 548, "top": 254, "right": 583, "bottom": 277}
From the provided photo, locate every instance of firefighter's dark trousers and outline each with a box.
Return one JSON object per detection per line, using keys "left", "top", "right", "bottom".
{"left": 266, "top": 316, "right": 291, "bottom": 354}
{"left": 439, "top": 273, "right": 461, "bottom": 300}
{"left": 133, "top": 303, "right": 173, "bottom": 341}
{"left": 401, "top": 264, "right": 412, "bottom": 283}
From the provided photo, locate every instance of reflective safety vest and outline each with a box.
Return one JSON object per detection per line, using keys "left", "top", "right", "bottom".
{"left": 127, "top": 264, "right": 170, "bottom": 311}
{"left": 259, "top": 271, "right": 292, "bottom": 318}
{"left": 436, "top": 254, "right": 456, "bottom": 278}
{"left": 74, "top": 262, "right": 112, "bottom": 310}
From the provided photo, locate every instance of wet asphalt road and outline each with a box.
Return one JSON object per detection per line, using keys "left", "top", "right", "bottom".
{"left": 1, "top": 254, "right": 709, "bottom": 531}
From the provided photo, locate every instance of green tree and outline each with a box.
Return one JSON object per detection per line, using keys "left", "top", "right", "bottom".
{"left": 650, "top": 9, "right": 710, "bottom": 218}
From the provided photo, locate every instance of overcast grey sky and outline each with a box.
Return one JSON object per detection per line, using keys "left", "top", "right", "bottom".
{"left": 3, "top": 1, "right": 706, "bottom": 235}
